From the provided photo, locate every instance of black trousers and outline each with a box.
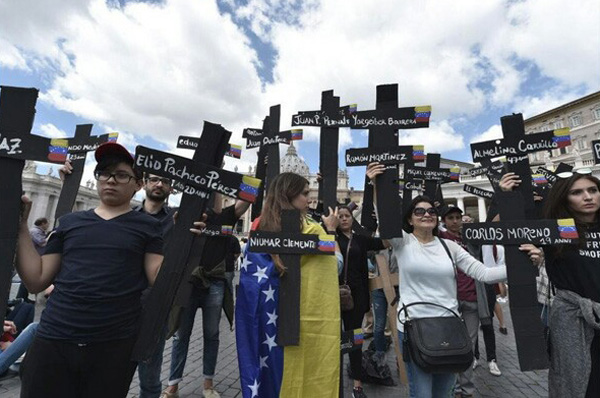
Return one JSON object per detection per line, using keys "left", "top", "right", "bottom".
{"left": 474, "top": 284, "right": 497, "bottom": 361}
{"left": 342, "top": 305, "right": 366, "bottom": 381}
{"left": 20, "top": 336, "right": 138, "bottom": 398}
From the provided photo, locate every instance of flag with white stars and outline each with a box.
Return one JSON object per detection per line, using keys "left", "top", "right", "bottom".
{"left": 235, "top": 249, "right": 283, "bottom": 398}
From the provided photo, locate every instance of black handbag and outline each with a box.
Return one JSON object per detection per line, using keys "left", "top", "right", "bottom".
{"left": 398, "top": 238, "right": 474, "bottom": 374}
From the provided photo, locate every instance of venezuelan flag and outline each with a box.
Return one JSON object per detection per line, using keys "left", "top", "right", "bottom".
{"left": 239, "top": 176, "right": 262, "bottom": 203}
{"left": 348, "top": 104, "right": 357, "bottom": 114}
{"left": 557, "top": 218, "right": 578, "bottom": 239}
{"left": 552, "top": 128, "right": 571, "bottom": 149}
{"left": 221, "top": 225, "right": 233, "bottom": 235}
{"left": 398, "top": 179, "right": 405, "bottom": 191}
{"left": 236, "top": 219, "right": 340, "bottom": 398}
{"left": 412, "top": 145, "right": 425, "bottom": 161}
{"left": 532, "top": 174, "right": 548, "bottom": 185}
{"left": 48, "top": 139, "right": 69, "bottom": 162}
{"left": 108, "top": 132, "right": 119, "bottom": 142}
{"left": 318, "top": 235, "right": 336, "bottom": 253}
{"left": 353, "top": 329, "right": 364, "bottom": 345}
{"left": 414, "top": 106, "right": 431, "bottom": 123}
{"left": 450, "top": 166, "right": 460, "bottom": 182}
{"left": 228, "top": 144, "right": 242, "bottom": 159}
{"left": 290, "top": 129, "right": 303, "bottom": 141}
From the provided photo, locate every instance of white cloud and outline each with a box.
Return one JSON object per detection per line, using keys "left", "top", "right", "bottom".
{"left": 2, "top": 0, "right": 599, "bottom": 176}
{"left": 470, "top": 124, "right": 503, "bottom": 144}
{"left": 398, "top": 120, "right": 465, "bottom": 154}
{"left": 2, "top": 0, "right": 266, "bottom": 147}
{"left": 38, "top": 123, "right": 68, "bottom": 138}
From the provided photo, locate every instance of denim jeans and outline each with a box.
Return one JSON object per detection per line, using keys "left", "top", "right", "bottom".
{"left": 168, "top": 280, "right": 225, "bottom": 384}
{"left": 455, "top": 300, "right": 479, "bottom": 396}
{"left": 0, "top": 322, "right": 38, "bottom": 374}
{"left": 372, "top": 289, "right": 388, "bottom": 353}
{"left": 398, "top": 331, "right": 457, "bottom": 398}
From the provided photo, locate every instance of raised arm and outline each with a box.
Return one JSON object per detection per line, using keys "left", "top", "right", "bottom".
{"left": 16, "top": 196, "right": 61, "bottom": 293}
{"left": 366, "top": 162, "right": 391, "bottom": 249}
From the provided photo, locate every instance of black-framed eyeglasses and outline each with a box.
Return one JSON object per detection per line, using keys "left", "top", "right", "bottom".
{"left": 146, "top": 176, "right": 172, "bottom": 186}
{"left": 556, "top": 168, "right": 593, "bottom": 179}
{"left": 94, "top": 171, "right": 137, "bottom": 184}
{"left": 413, "top": 207, "right": 438, "bottom": 217}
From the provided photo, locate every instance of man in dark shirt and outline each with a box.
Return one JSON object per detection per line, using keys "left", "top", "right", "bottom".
{"left": 16, "top": 142, "right": 166, "bottom": 398}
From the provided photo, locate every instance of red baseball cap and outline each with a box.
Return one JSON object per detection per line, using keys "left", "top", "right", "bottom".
{"left": 94, "top": 142, "right": 134, "bottom": 164}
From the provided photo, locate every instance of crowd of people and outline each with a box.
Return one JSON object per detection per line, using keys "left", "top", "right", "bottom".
{"left": 3, "top": 141, "right": 599, "bottom": 398}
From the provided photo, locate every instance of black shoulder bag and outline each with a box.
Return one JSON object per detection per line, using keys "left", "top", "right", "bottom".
{"left": 398, "top": 237, "right": 473, "bottom": 374}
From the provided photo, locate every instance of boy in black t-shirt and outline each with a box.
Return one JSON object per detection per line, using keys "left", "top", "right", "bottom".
{"left": 16, "top": 143, "right": 173, "bottom": 398}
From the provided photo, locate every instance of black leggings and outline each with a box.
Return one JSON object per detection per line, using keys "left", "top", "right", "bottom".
{"left": 342, "top": 306, "right": 366, "bottom": 381}
{"left": 474, "top": 284, "right": 497, "bottom": 361}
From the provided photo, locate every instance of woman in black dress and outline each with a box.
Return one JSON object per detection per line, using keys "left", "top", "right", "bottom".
{"left": 335, "top": 206, "right": 385, "bottom": 398}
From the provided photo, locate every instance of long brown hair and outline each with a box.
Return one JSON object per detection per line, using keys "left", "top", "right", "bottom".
{"left": 544, "top": 174, "right": 600, "bottom": 251}
{"left": 259, "top": 172, "right": 309, "bottom": 232}
{"left": 543, "top": 174, "right": 600, "bottom": 222}
{"left": 258, "top": 172, "right": 309, "bottom": 274}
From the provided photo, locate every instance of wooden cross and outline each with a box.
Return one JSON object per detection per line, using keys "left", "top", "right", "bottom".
{"left": 291, "top": 90, "right": 355, "bottom": 210}
{"left": 469, "top": 114, "right": 573, "bottom": 371}
{"left": 248, "top": 209, "right": 335, "bottom": 346}
{"left": 54, "top": 125, "right": 118, "bottom": 225}
{"left": 0, "top": 85, "right": 110, "bottom": 319}
{"left": 347, "top": 84, "right": 431, "bottom": 238}
{"left": 367, "top": 253, "right": 408, "bottom": 385}
{"left": 131, "top": 121, "right": 262, "bottom": 360}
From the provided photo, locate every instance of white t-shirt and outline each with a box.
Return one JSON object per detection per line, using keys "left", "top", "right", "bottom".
{"left": 481, "top": 244, "right": 506, "bottom": 268}
{"left": 389, "top": 232, "right": 507, "bottom": 331}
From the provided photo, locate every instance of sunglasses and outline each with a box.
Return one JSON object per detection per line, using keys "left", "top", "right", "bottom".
{"left": 556, "top": 168, "right": 592, "bottom": 179}
{"left": 413, "top": 207, "right": 438, "bottom": 217}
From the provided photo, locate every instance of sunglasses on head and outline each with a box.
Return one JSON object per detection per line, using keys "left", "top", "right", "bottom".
{"left": 556, "top": 168, "right": 593, "bottom": 179}
{"left": 413, "top": 207, "right": 438, "bottom": 216}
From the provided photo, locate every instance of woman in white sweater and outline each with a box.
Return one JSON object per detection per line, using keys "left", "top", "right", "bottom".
{"left": 367, "top": 162, "right": 507, "bottom": 398}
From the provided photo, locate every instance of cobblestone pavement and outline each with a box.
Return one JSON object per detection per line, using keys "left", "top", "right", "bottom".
{"left": 2, "top": 294, "right": 549, "bottom": 397}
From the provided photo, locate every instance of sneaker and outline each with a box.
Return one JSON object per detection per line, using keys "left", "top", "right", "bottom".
{"left": 472, "top": 358, "right": 478, "bottom": 370}
{"left": 352, "top": 386, "right": 367, "bottom": 398}
{"left": 203, "top": 388, "right": 221, "bottom": 398}
{"left": 488, "top": 360, "right": 502, "bottom": 376}
{"left": 499, "top": 327, "right": 508, "bottom": 335}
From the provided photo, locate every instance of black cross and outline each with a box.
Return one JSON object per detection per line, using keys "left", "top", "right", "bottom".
{"left": 177, "top": 135, "right": 242, "bottom": 159}
{"left": 347, "top": 84, "right": 431, "bottom": 238}
{"left": 592, "top": 140, "right": 600, "bottom": 165}
{"left": 291, "top": 90, "right": 355, "bottom": 210}
{"left": 0, "top": 85, "right": 106, "bottom": 319}
{"left": 54, "top": 125, "right": 118, "bottom": 225}
{"left": 132, "top": 121, "right": 262, "bottom": 360}
{"left": 248, "top": 209, "right": 335, "bottom": 346}
{"left": 469, "top": 114, "right": 573, "bottom": 371}
{"left": 403, "top": 154, "right": 460, "bottom": 211}
{"left": 244, "top": 106, "right": 303, "bottom": 219}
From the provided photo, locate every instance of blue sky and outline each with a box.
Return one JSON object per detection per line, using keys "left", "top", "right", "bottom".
{"left": 1, "top": 0, "right": 599, "bottom": 197}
